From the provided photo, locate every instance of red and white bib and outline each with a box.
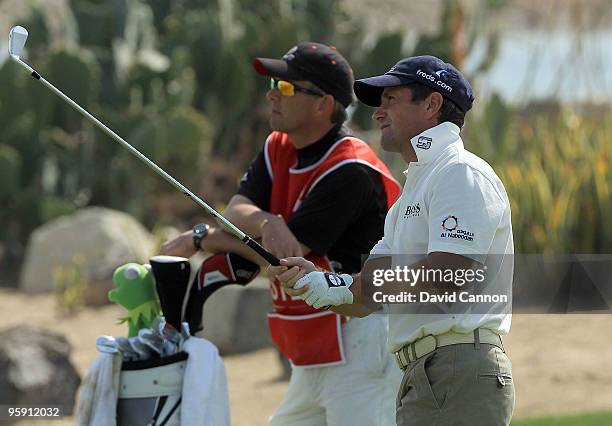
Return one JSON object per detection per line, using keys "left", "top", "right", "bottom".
{"left": 264, "top": 131, "right": 400, "bottom": 367}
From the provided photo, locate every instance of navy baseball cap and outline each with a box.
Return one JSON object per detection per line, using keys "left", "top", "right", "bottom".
{"left": 253, "top": 42, "right": 354, "bottom": 107}
{"left": 354, "top": 55, "right": 475, "bottom": 112}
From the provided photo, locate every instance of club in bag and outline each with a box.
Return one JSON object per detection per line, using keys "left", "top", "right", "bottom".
{"left": 8, "top": 25, "right": 280, "bottom": 266}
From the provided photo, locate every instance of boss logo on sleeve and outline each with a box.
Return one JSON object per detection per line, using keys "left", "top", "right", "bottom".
{"left": 403, "top": 202, "right": 422, "bottom": 218}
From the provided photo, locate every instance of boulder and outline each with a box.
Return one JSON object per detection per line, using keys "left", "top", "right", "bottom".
{"left": 0, "top": 326, "right": 81, "bottom": 415}
{"left": 196, "top": 277, "right": 274, "bottom": 354}
{"left": 19, "top": 207, "right": 154, "bottom": 302}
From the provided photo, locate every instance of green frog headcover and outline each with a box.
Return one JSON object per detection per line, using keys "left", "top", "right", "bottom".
{"left": 109, "top": 263, "right": 161, "bottom": 337}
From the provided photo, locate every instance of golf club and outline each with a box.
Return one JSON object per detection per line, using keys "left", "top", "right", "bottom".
{"left": 8, "top": 25, "right": 280, "bottom": 266}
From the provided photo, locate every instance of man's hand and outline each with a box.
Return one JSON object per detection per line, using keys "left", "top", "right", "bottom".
{"left": 268, "top": 257, "right": 353, "bottom": 308}
{"left": 294, "top": 271, "right": 354, "bottom": 309}
{"left": 261, "top": 215, "right": 304, "bottom": 259}
{"left": 159, "top": 230, "right": 196, "bottom": 258}
{"left": 267, "top": 257, "right": 315, "bottom": 297}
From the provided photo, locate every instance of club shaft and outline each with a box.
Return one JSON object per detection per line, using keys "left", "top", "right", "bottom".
{"left": 12, "top": 56, "right": 280, "bottom": 266}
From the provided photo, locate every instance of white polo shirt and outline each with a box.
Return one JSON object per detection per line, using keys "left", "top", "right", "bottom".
{"left": 369, "top": 122, "right": 513, "bottom": 352}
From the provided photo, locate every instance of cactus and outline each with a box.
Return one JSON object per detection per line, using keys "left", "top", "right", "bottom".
{"left": 16, "top": 6, "right": 50, "bottom": 55}
{"left": 4, "top": 0, "right": 610, "bottom": 274}
{"left": 0, "top": 61, "right": 35, "bottom": 132}
{"left": 70, "top": 0, "right": 127, "bottom": 48}
{"left": 0, "top": 145, "right": 21, "bottom": 199}
{"left": 350, "top": 32, "right": 405, "bottom": 130}
{"left": 46, "top": 47, "right": 101, "bottom": 132}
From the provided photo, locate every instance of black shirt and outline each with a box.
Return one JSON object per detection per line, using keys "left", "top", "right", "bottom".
{"left": 238, "top": 125, "right": 388, "bottom": 274}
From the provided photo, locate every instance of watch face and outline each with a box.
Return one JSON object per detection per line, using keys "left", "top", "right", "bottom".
{"left": 193, "top": 224, "right": 208, "bottom": 251}
{"left": 194, "top": 224, "right": 207, "bottom": 235}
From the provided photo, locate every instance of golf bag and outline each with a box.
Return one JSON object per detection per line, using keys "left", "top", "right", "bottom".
{"left": 117, "top": 352, "right": 188, "bottom": 426}
{"left": 113, "top": 256, "right": 191, "bottom": 425}
{"left": 78, "top": 255, "right": 239, "bottom": 426}
{"left": 114, "top": 253, "right": 257, "bottom": 425}
{"left": 111, "top": 336, "right": 229, "bottom": 426}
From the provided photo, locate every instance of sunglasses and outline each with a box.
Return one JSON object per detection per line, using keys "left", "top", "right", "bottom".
{"left": 270, "top": 78, "right": 326, "bottom": 97}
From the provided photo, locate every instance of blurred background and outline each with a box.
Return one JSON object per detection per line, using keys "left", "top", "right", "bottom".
{"left": 0, "top": 0, "right": 611, "bottom": 425}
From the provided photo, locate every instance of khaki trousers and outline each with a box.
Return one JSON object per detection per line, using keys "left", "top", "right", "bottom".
{"left": 396, "top": 342, "right": 514, "bottom": 426}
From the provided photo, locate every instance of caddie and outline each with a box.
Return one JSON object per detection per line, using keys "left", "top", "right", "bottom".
{"left": 271, "top": 55, "right": 515, "bottom": 425}
{"left": 161, "top": 42, "right": 403, "bottom": 425}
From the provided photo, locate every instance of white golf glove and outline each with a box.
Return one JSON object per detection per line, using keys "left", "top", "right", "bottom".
{"left": 294, "top": 272, "right": 354, "bottom": 309}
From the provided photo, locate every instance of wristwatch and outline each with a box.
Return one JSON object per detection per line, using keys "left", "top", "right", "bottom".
{"left": 192, "top": 223, "right": 210, "bottom": 251}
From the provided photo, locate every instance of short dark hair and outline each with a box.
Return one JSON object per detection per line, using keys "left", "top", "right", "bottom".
{"left": 307, "top": 81, "right": 348, "bottom": 124}
{"left": 406, "top": 83, "right": 466, "bottom": 128}
{"left": 330, "top": 100, "right": 348, "bottom": 124}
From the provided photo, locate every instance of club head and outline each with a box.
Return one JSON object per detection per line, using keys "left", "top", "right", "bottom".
{"left": 8, "top": 26, "right": 28, "bottom": 59}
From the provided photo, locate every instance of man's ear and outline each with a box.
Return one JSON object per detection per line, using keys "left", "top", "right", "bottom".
{"left": 424, "top": 92, "right": 444, "bottom": 120}
{"left": 316, "top": 94, "right": 335, "bottom": 115}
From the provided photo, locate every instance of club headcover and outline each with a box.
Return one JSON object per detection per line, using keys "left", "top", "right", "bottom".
{"left": 184, "top": 252, "right": 260, "bottom": 333}
{"left": 149, "top": 255, "right": 191, "bottom": 331}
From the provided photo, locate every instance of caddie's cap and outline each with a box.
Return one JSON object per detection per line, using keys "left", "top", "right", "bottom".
{"left": 252, "top": 42, "right": 354, "bottom": 107}
{"left": 354, "top": 55, "right": 474, "bottom": 112}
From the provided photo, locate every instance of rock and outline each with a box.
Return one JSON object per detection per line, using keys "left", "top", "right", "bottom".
{"left": 156, "top": 225, "right": 182, "bottom": 243}
{"left": 196, "top": 277, "right": 274, "bottom": 354}
{"left": 82, "top": 277, "right": 117, "bottom": 307}
{"left": 0, "top": 326, "right": 81, "bottom": 415}
{"left": 19, "top": 207, "right": 154, "bottom": 302}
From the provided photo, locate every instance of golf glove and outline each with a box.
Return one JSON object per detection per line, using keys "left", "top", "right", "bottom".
{"left": 294, "top": 272, "right": 354, "bottom": 309}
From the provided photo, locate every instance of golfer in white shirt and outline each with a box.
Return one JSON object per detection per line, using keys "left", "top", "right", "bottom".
{"left": 269, "top": 55, "right": 515, "bottom": 426}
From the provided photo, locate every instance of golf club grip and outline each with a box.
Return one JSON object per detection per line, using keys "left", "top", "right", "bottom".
{"left": 243, "top": 237, "right": 280, "bottom": 266}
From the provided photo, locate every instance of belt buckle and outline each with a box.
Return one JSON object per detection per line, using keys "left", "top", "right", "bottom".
{"left": 395, "top": 347, "right": 409, "bottom": 370}
{"left": 394, "top": 351, "right": 404, "bottom": 370}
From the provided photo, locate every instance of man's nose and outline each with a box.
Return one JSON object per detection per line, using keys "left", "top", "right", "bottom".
{"left": 266, "top": 88, "right": 280, "bottom": 102}
{"left": 372, "top": 106, "right": 386, "bottom": 122}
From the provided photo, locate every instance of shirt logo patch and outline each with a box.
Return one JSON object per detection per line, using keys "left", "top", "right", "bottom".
{"left": 442, "top": 215, "right": 458, "bottom": 231}
{"left": 416, "top": 136, "right": 432, "bottom": 150}
{"left": 403, "top": 202, "right": 421, "bottom": 218}
{"left": 440, "top": 215, "right": 475, "bottom": 241}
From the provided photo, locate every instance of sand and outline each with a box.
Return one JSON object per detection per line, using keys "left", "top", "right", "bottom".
{"left": 2, "top": 288, "right": 611, "bottom": 425}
